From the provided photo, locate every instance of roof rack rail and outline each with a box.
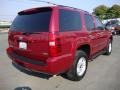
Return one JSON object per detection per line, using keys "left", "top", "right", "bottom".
{"left": 58, "top": 5, "right": 89, "bottom": 13}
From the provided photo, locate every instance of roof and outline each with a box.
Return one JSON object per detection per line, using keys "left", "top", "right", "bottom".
{"left": 18, "top": 5, "right": 90, "bottom": 15}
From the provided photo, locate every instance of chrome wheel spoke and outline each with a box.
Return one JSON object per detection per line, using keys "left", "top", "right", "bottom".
{"left": 77, "top": 57, "right": 86, "bottom": 76}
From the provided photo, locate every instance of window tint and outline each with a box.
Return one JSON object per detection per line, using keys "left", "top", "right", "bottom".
{"left": 59, "top": 9, "right": 82, "bottom": 32}
{"left": 10, "top": 10, "right": 51, "bottom": 32}
{"left": 84, "top": 14, "right": 94, "bottom": 31}
{"left": 111, "top": 20, "right": 119, "bottom": 25}
{"left": 106, "top": 20, "right": 120, "bottom": 27}
{"left": 95, "top": 17, "right": 104, "bottom": 30}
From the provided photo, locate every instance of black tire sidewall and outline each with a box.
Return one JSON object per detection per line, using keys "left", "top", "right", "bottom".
{"left": 106, "top": 40, "right": 112, "bottom": 55}
{"left": 75, "top": 51, "right": 88, "bottom": 79}
{"left": 67, "top": 51, "right": 88, "bottom": 81}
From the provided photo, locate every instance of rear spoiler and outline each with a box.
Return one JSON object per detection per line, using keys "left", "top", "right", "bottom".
{"left": 18, "top": 7, "right": 52, "bottom": 15}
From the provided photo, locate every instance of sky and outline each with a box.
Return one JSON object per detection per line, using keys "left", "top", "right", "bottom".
{"left": 0, "top": 0, "right": 120, "bottom": 21}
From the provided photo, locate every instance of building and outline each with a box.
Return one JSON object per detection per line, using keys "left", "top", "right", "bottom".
{"left": 0, "top": 20, "right": 12, "bottom": 28}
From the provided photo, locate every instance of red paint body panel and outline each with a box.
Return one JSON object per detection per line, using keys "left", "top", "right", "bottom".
{"left": 6, "top": 6, "right": 112, "bottom": 75}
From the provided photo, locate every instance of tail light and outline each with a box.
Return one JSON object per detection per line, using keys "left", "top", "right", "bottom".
{"left": 49, "top": 33, "right": 62, "bottom": 57}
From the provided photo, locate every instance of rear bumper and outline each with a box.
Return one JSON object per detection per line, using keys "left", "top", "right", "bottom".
{"left": 7, "top": 47, "right": 72, "bottom": 75}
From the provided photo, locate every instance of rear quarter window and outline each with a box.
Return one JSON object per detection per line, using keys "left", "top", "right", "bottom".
{"left": 59, "top": 9, "right": 82, "bottom": 32}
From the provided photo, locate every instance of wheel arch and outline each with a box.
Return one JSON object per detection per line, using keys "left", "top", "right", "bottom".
{"left": 77, "top": 44, "right": 91, "bottom": 59}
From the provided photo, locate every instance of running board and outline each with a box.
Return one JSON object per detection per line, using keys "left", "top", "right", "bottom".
{"left": 89, "top": 49, "right": 106, "bottom": 61}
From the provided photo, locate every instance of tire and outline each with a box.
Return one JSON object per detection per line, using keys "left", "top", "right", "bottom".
{"left": 113, "top": 31, "right": 116, "bottom": 35}
{"left": 66, "top": 50, "right": 88, "bottom": 81}
{"left": 104, "top": 40, "right": 112, "bottom": 55}
{"left": 114, "top": 31, "right": 117, "bottom": 35}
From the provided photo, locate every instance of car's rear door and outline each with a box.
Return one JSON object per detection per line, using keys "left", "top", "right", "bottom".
{"left": 84, "top": 14, "right": 101, "bottom": 55}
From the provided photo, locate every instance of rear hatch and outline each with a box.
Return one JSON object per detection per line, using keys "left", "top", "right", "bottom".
{"left": 9, "top": 7, "right": 52, "bottom": 62}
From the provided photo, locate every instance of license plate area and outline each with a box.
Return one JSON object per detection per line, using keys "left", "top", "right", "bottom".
{"left": 19, "top": 42, "right": 27, "bottom": 50}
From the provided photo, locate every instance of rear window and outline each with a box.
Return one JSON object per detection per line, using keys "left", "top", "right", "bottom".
{"left": 106, "top": 20, "right": 119, "bottom": 26}
{"left": 10, "top": 8, "right": 52, "bottom": 32}
{"left": 59, "top": 9, "right": 82, "bottom": 32}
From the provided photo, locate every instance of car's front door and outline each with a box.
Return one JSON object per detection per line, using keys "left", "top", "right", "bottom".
{"left": 84, "top": 14, "right": 101, "bottom": 55}
{"left": 94, "top": 17, "right": 108, "bottom": 51}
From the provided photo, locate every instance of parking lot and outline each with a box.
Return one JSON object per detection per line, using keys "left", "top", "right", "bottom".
{"left": 0, "top": 33, "right": 120, "bottom": 90}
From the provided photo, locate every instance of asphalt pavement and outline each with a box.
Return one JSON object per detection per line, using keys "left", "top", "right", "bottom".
{"left": 0, "top": 33, "right": 120, "bottom": 90}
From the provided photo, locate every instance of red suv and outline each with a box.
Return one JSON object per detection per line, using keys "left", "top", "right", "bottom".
{"left": 7, "top": 6, "right": 113, "bottom": 81}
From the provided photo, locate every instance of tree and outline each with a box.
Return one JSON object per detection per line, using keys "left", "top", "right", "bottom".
{"left": 107, "top": 5, "right": 120, "bottom": 19}
{"left": 93, "top": 5, "right": 108, "bottom": 19}
{"left": 93, "top": 4, "right": 120, "bottom": 19}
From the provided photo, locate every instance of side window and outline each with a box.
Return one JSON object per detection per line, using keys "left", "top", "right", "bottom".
{"left": 84, "top": 14, "right": 94, "bottom": 31}
{"left": 95, "top": 17, "right": 104, "bottom": 30}
{"left": 59, "top": 9, "right": 82, "bottom": 32}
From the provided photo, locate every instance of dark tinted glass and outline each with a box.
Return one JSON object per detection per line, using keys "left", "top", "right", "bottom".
{"left": 111, "top": 20, "right": 119, "bottom": 25}
{"left": 106, "top": 20, "right": 119, "bottom": 26}
{"left": 95, "top": 17, "right": 104, "bottom": 30}
{"left": 84, "top": 14, "right": 94, "bottom": 31}
{"left": 59, "top": 9, "right": 82, "bottom": 32}
{"left": 10, "top": 10, "right": 51, "bottom": 32}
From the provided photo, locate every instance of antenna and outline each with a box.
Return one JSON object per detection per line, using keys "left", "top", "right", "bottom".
{"left": 29, "top": 0, "right": 89, "bottom": 13}
{"left": 30, "top": 0, "right": 58, "bottom": 6}
{"left": 58, "top": 5, "right": 89, "bottom": 13}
